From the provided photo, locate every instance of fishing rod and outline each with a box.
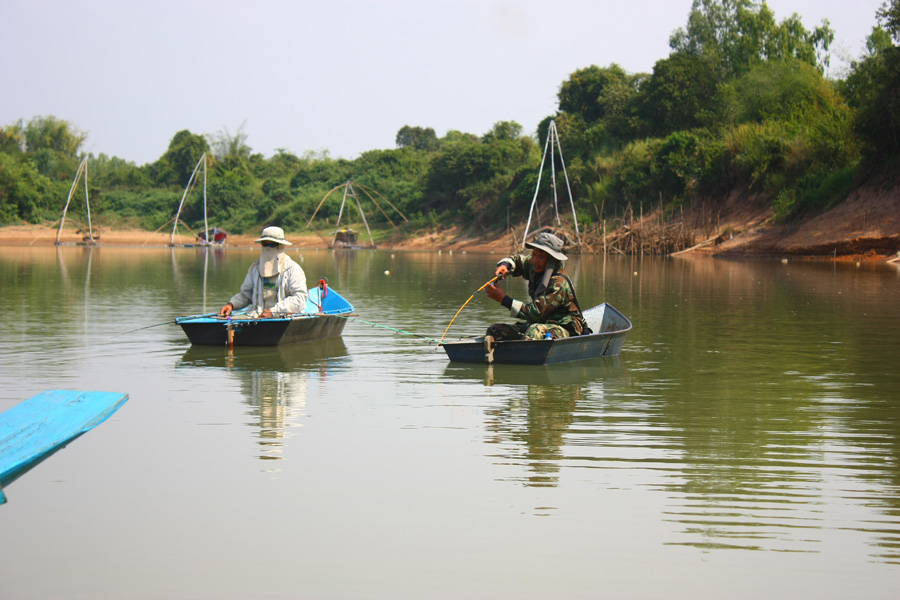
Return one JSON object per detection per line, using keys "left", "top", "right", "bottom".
{"left": 437, "top": 276, "right": 499, "bottom": 346}
{"left": 109, "top": 312, "right": 220, "bottom": 338}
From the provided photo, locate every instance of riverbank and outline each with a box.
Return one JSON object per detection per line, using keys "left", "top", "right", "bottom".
{"left": 2, "top": 178, "right": 897, "bottom": 261}
{"left": 0, "top": 223, "right": 513, "bottom": 253}
{"left": 687, "top": 180, "right": 900, "bottom": 262}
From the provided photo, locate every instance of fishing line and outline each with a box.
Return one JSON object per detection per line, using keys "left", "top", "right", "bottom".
{"left": 332, "top": 314, "right": 442, "bottom": 344}
{"left": 107, "top": 312, "right": 219, "bottom": 339}
{"left": 437, "top": 276, "right": 498, "bottom": 346}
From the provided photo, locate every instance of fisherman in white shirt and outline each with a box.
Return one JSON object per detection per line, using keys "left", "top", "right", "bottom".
{"left": 220, "top": 226, "right": 308, "bottom": 318}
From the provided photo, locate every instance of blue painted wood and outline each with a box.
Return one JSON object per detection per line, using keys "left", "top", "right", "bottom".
{"left": 0, "top": 390, "right": 128, "bottom": 504}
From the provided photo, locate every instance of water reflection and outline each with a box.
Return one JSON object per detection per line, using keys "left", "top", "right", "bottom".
{"left": 444, "top": 358, "right": 628, "bottom": 490}
{"left": 444, "top": 348, "right": 900, "bottom": 560}
{"left": 179, "top": 339, "right": 349, "bottom": 464}
{"left": 486, "top": 384, "right": 581, "bottom": 490}
{"left": 443, "top": 355, "right": 627, "bottom": 387}
{"left": 4, "top": 246, "right": 900, "bottom": 595}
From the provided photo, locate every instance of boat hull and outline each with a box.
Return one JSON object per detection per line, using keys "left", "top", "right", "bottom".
{"left": 178, "top": 313, "right": 350, "bottom": 346}
{"left": 176, "top": 286, "right": 354, "bottom": 347}
{"left": 0, "top": 390, "right": 129, "bottom": 504}
{"left": 441, "top": 303, "right": 631, "bottom": 365}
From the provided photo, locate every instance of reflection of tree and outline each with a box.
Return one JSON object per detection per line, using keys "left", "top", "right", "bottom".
{"left": 631, "top": 257, "right": 900, "bottom": 559}
{"left": 651, "top": 372, "right": 900, "bottom": 560}
{"left": 826, "top": 395, "right": 900, "bottom": 564}
{"left": 485, "top": 384, "right": 583, "bottom": 488}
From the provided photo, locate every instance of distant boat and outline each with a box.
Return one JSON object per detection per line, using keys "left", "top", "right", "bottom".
{"left": 306, "top": 180, "right": 409, "bottom": 249}
{"left": 0, "top": 389, "right": 129, "bottom": 505}
{"left": 177, "top": 283, "right": 355, "bottom": 346}
{"left": 196, "top": 226, "right": 228, "bottom": 245}
{"left": 440, "top": 303, "right": 631, "bottom": 365}
{"left": 330, "top": 228, "right": 361, "bottom": 249}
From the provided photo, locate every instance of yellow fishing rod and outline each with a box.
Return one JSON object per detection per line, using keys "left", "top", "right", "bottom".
{"left": 437, "top": 276, "right": 499, "bottom": 346}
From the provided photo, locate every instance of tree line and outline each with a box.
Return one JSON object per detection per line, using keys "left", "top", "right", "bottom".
{"left": 1, "top": 0, "right": 898, "bottom": 239}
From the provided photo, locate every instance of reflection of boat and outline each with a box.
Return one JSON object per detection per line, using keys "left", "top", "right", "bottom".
{"left": 441, "top": 303, "right": 631, "bottom": 365}
{"left": 0, "top": 389, "right": 128, "bottom": 504}
{"left": 179, "top": 337, "right": 349, "bottom": 371}
{"left": 443, "top": 355, "right": 627, "bottom": 386}
{"left": 179, "top": 339, "right": 348, "bottom": 464}
{"left": 176, "top": 285, "right": 355, "bottom": 347}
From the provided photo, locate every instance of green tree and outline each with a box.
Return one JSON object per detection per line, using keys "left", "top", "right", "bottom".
{"left": 154, "top": 130, "right": 210, "bottom": 187}
{"left": 537, "top": 113, "right": 592, "bottom": 159}
{"left": 718, "top": 59, "right": 838, "bottom": 125}
{"left": 669, "top": 0, "right": 833, "bottom": 81}
{"left": 425, "top": 130, "right": 536, "bottom": 217}
{"left": 558, "top": 64, "right": 631, "bottom": 124}
{"left": 207, "top": 121, "right": 252, "bottom": 170}
{"left": 878, "top": 0, "right": 900, "bottom": 41}
{"left": 0, "top": 123, "right": 25, "bottom": 155}
{"left": 0, "top": 153, "right": 62, "bottom": 223}
{"left": 90, "top": 153, "right": 151, "bottom": 188}
{"left": 22, "top": 116, "right": 86, "bottom": 157}
{"left": 396, "top": 125, "right": 439, "bottom": 151}
{"left": 636, "top": 53, "right": 719, "bottom": 136}
{"left": 481, "top": 121, "right": 523, "bottom": 143}
{"left": 840, "top": 1, "right": 900, "bottom": 160}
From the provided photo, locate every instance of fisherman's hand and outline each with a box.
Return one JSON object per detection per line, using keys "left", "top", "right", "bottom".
{"left": 261, "top": 309, "right": 273, "bottom": 318}
{"left": 494, "top": 265, "right": 509, "bottom": 279}
{"left": 221, "top": 303, "right": 234, "bottom": 316}
{"left": 484, "top": 282, "right": 506, "bottom": 303}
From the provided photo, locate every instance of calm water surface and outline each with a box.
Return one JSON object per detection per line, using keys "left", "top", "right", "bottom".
{"left": 1, "top": 245, "right": 899, "bottom": 599}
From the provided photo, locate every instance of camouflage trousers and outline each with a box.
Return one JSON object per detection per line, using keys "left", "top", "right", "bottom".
{"left": 486, "top": 322, "right": 570, "bottom": 341}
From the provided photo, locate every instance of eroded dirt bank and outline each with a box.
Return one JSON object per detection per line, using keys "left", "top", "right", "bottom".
{"left": 692, "top": 180, "right": 900, "bottom": 261}
{"left": 2, "top": 179, "right": 898, "bottom": 261}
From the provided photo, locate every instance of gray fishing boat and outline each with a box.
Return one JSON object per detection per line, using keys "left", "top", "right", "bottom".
{"left": 440, "top": 303, "right": 631, "bottom": 365}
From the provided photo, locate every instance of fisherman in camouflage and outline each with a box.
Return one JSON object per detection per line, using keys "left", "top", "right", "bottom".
{"left": 483, "top": 232, "right": 589, "bottom": 341}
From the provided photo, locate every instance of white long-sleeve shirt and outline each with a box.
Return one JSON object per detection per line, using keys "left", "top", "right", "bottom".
{"left": 228, "top": 254, "right": 308, "bottom": 316}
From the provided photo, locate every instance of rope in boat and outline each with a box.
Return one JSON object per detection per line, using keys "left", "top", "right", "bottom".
{"left": 437, "top": 276, "right": 498, "bottom": 347}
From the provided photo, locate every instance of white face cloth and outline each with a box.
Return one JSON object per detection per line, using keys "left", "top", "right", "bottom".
{"left": 259, "top": 246, "right": 284, "bottom": 277}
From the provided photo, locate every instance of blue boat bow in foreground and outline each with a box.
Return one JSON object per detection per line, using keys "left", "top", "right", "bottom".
{"left": 0, "top": 390, "right": 129, "bottom": 505}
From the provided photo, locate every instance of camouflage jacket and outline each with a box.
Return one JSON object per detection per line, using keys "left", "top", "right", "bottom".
{"left": 497, "top": 254, "right": 588, "bottom": 335}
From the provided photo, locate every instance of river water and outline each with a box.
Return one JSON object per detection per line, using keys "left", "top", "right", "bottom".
{"left": 1, "top": 245, "right": 898, "bottom": 599}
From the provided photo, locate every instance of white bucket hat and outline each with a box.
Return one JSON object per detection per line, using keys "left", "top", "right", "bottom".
{"left": 254, "top": 226, "right": 292, "bottom": 246}
{"left": 525, "top": 232, "right": 567, "bottom": 261}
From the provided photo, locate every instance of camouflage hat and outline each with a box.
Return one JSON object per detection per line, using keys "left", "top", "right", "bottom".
{"left": 525, "top": 232, "right": 567, "bottom": 261}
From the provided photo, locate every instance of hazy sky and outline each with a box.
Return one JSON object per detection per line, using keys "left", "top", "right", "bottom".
{"left": 0, "top": 0, "right": 887, "bottom": 166}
